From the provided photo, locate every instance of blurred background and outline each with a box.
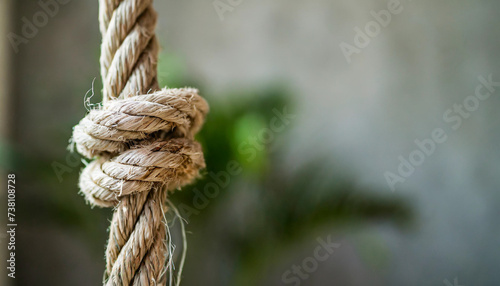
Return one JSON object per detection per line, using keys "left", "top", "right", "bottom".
{"left": 1, "top": 0, "right": 499, "bottom": 285}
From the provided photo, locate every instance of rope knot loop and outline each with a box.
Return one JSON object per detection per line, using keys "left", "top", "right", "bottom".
{"left": 72, "top": 88, "right": 209, "bottom": 208}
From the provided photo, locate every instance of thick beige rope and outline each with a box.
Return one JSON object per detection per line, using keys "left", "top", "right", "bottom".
{"left": 71, "top": 0, "right": 208, "bottom": 285}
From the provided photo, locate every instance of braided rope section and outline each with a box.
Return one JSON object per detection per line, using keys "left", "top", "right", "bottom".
{"left": 72, "top": 0, "right": 208, "bottom": 285}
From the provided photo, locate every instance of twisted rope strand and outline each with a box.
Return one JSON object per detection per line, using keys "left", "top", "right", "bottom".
{"left": 72, "top": 0, "right": 208, "bottom": 284}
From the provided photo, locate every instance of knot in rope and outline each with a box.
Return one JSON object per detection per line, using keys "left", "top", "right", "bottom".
{"left": 72, "top": 88, "right": 209, "bottom": 208}
{"left": 72, "top": 0, "right": 209, "bottom": 283}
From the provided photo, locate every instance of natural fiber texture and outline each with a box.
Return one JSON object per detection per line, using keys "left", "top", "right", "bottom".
{"left": 71, "top": 0, "right": 208, "bottom": 285}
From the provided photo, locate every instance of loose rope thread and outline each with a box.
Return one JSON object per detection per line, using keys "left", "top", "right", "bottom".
{"left": 71, "top": 0, "right": 208, "bottom": 285}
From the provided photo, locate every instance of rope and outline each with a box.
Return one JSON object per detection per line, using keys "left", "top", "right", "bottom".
{"left": 71, "top": 0, "right": 209, "bottom": 284}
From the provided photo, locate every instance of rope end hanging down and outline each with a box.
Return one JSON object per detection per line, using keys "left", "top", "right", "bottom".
{"left": 71, "top": 0, "right": 209, "bottom": 285}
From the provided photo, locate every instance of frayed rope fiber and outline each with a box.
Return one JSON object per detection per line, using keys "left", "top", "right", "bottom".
{"left": 71, "top": 0, "right": 208, "bottom": 285}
